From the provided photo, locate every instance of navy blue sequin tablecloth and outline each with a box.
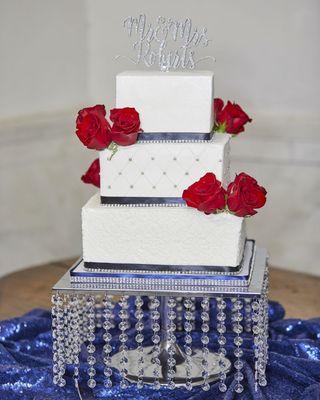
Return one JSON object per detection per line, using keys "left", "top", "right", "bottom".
{"left": 0, "top": 302, "right": 320, "bottom": 400}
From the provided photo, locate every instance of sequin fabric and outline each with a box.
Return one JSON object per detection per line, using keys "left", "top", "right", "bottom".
{"left": 0, "top": 301, "right": 319, "bottom": 400}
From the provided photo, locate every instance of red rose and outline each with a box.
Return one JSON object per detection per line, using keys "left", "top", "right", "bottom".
{"left": 76, "top": 105, "right": 111, "bottom": 150}
{"left": 214, "top": 98, "right": 252, "bottom": 134}
{"left": 81, "top": 158, "right": 100, "bottom": 188}
{"left": 227, "top": 173, "right": 267, "bottom": 217}
{"left": 110, "top": 107, "right": 142, "bottom": 146}
{"left": 182, "top": 173, "right": 226, "bottom": 214}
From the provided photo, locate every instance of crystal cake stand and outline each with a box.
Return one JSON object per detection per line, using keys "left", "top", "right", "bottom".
{"left": 51, "top": 246, "right": 269, "bottom": 395}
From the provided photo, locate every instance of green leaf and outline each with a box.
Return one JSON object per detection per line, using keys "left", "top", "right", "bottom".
{"left": 107, "top": 142, "right": 118, "bottom": 160}
{"left": 214, "top": 122, "right": 227, "bottom": 133}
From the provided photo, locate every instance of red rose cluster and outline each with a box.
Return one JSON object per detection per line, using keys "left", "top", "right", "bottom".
{"left": 182, "top": 172, "right": 266, "bottom": 217}
{"left": 214, "top": 98, "right": 252, "bottom": 134}
{"left": 76, "top": 105, "right": 142, "bottom": 150}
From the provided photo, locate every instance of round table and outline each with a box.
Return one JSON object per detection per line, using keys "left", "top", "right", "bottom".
{"left": 0, "top": 260, "right": 319, "bottom": 320}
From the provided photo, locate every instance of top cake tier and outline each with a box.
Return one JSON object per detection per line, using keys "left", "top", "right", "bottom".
{"left": 116, "top": 71, "right": 214, "bottom": 133}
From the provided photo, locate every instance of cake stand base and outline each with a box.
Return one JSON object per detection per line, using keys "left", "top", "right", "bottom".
{"left": 112, "top": 345, "right": 231, "bottom": 387}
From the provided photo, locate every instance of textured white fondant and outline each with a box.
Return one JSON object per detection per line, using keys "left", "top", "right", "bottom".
{"left": 82, "top": 194, "right": 246, "bottom": 267}
{"left": 100, "top": 135, "right": 230, "bottom": 197}
{"left": 116, "top": 71, "right": 214, "bottom": 133}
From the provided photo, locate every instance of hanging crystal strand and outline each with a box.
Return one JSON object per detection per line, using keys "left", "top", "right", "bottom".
{"left": 216, "top": 296, "right": 227, "bottom": 393}
{"left": 183, "top": 298, "right": 194, "bottom": 391}
{"left": 135, "top": 296, "right": 145, "bottom": 388}
{"left": 258, "top": 271, "right": 269, "bottom": 387}
{"left": 52, "top": 292, "right": 67, "bottom": 387}
{"left": 68, "top": 295, "right": 81, "bottom": 388}
{"left": 119, "top": 295, "right": 130, "bottom": 389}
{"left": 200, "top": 296, "right": 210, "bottom": 391}
{"left": 251, "top": 296, "right": 261, "bottom": 391}
{"left": 167, "top": 297, "right": 177, "bottom": 390}
{"left": 175, "top": 297, "right": 184, "bottom": 332}
{"left": 150, "top": 297, "right": 161, "bottom": 390}
{"left": 232, "top": 297, "right": 244, "bottom": 394}
{"left": 244, "top": 298, "right": 252, "bottom": 333}
{"left": 190, "top": 297, "right": 196, "bottom": 331}
{"left": 102, "top": 294, "right": 114, "bottom": 389}
{"left": 85, "top": 295, "right": 97, "bottom": 389}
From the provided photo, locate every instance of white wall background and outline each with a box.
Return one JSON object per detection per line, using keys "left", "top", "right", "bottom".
{"left": 0, "top": 0, "right": 319, "bottom": 277}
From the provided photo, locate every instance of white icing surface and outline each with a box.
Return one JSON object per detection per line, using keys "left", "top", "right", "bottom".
{"left": 82, "top": 194, "right": 246, "bottom": 267}
{"left": 116, "top": 71, "right": 214, "bottom": 133}
{"left": 100, "top": 135, "right": 230, "bottom": 197}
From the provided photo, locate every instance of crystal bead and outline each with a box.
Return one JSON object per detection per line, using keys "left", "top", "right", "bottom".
{"left": 120, "top": 379, "right": 129, "bottom": 389}
{"left": 217, "top": 300, "right": 226, "bottom": 310}
{"left": 151, "top": 311, "right": 160, "bottom": 320}
{"left": 217, "top": 312, "right": 226, "bottom": 321}
{"left": 235, "top": 371, "right": 244, "bottom": 381}
{"left": 201, "top": 323, "right": 209, "bottom": 333}
{"left": 152, "top": 334, "right": 160, "bottom": 344}
{"left": 152, "top": 298, "right": 160, "bottom": 308}
{"left": 168, "top": 310, "right": 176, "bottom": 320}
{"left": 103, "top": 321, "right": 112, "bottom": 331}
{"left": 201, "top": 335, "right": 209, "bottom": 345}
{"left": 87, "top": 356, "right": 96, "bottom": 365}
{"left": 137, "top": 380, "right": 144, "bottom": 389}
{"left": 103, "top": 356, "right": 111, "bottom": 364}
{"left": 168, "top": 298, "right": 176, "bottom": 308}
{"left": 185, "top": 322, "right": 193, "bottom": 331}
{"left": 218, "top": 348, "right": 227, "bottom": 356}
{"left": 202, "top": 382, "right": 210, "bottom": 391}
{"left": 104, "top": 367, "right": 112, "bottom": 377}
{"left": 168, "top": 380, "right": 175, "bottom": 390}
{"left": 57, "top": 378, "right": 66, "bottom": 387}
{"left": 233, "top": 325, "right": 243, "bottom": 334}
{"left": 185, "top": 346, "right": 192, "bottom": 356}
{"left": 135, "top": 321, "right": 144, "bottom": 331}
{"left": 235, "top": 383, "right": 244, "bottom": 393}
{"left": 119, "top": 333, "right": 128, "bottom": 343}
{"left": 183, "top": 298, "right": 193, "bottom": 308}
{"left": 185, "top": 334, "right": 192, "bottom": 344}
{"left": 153, "top": 381, "right": 161, "bottom": 390}
{"left": 119, "top": 310, "right": 129, "bottom": 319}
{"left": 252, "top": 301, "right": 259, "bottom": 311}
{"left": 104, "top": 379, "right": 112, "bottom": 388}
{"left": 103, "top": 344, "right": 112, "bottom": 354}
{"left": 103, "top": 332, "right": 112, "bottom": 342}
{"left": 217, "top": 323, "right": 226, "bottom": 334}
{"left": 234, "top": 336, "right": 243, "bottom": 346}
{"left": 87, "top": 367, "right": 96, "bottom": 376}
{"left": 152, "top": 323, "right": 160, "bottom": 332}
{"left": 219, "top": 372, "right": 227, "bottom": 380}
{"left": 218, "top": 335, "right": 226, "bottom": 345}
{"left": 259, "top": 376, "right": 267, "bottom": 387}
{"left": 135, "top": 297, "right": 143, "bottom": 307}
{"left": 219, "top": 382, "right": 227, "bottom": 392}
{"left": 87, "top": 378, "right": 96, "bottom": 388}
{"left": 87, "top": 344, "right": 95, "bottom": 354}
{"left": 135, "top": 333, "right": 144, "bottom": 343}
{"left": 234, "top": 348, "right": 244, "bottom": 357}
{"left": 201, "top": 312, "right": 209, "bottom": 321}
{"left": 234, "top": 360, "right": 243, "bottom": 370}
{"left": 168, "top": 358, "right": 176, "bottom": 367}
{"left": 186, "top": 381, "right": 193, "bottom": 391}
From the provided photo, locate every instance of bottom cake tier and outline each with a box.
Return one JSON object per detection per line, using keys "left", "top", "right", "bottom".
{"left": 82, "top": 194, "right": 247, "bottom": 269}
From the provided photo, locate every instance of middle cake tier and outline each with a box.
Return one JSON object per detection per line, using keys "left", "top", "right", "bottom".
{"left": 100, "top": 134, "right": 230, "bottom": 202}
{"left": 82, "top": 194, "right": 246, "bottom": 269}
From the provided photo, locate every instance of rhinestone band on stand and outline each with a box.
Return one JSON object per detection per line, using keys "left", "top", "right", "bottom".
{"left": 51, "top": 248, "right": 269, "bottom": 395}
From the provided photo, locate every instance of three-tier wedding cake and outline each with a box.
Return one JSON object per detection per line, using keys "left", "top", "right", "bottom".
{"left": 77, "top": 70, "right": 266, "bottom": 277}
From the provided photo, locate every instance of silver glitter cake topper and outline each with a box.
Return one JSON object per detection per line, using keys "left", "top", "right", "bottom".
{"left": 116, "top": 14, "right": 214, "bottom": 71}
